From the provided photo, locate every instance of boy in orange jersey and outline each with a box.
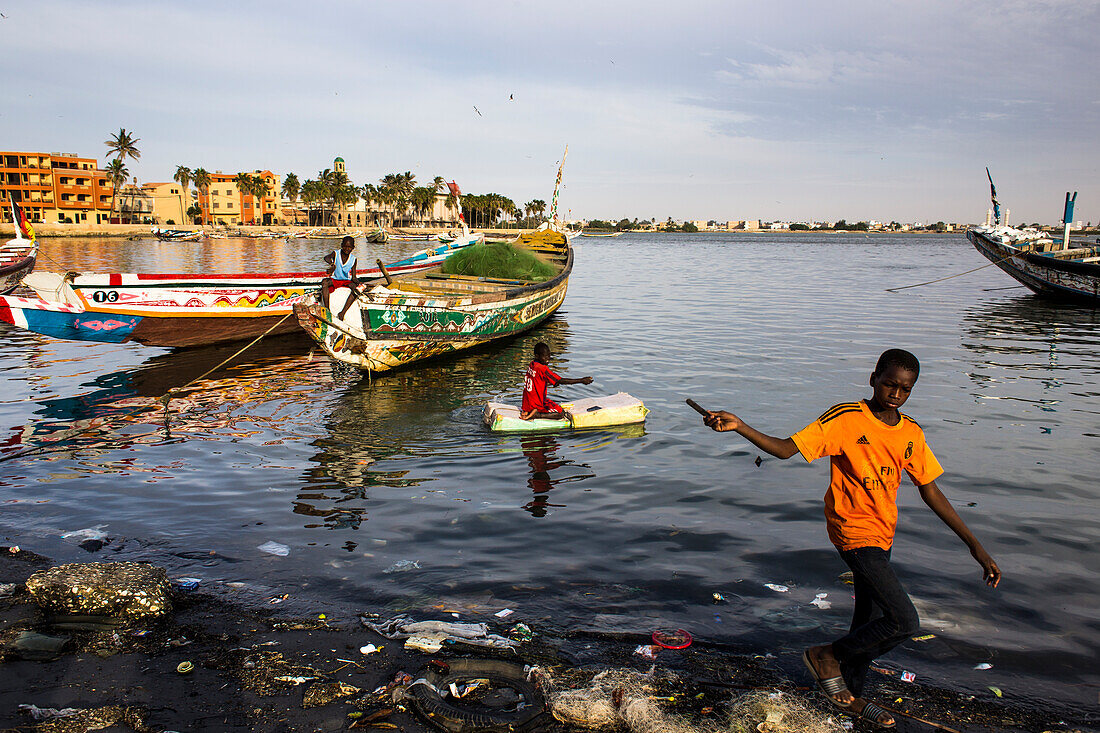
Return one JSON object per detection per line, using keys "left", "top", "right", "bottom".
{"left": 701, "top": 349, "right": 1000, "bottom": 729}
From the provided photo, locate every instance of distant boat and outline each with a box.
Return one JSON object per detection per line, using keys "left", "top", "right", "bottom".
{"left": 2, "top": 194, "right": 38, "bottom": 294}
{"left": 0, "top": 238, "right": 479, "bottom": 348}
{"left": 365, "top": 228, "right": 388, "bottom": 244}
{"left": 580, "top": 231, "right": 624, "bottom": 238}
{"left": 294, "top": 228, "right": 572, "bottom": 373}
{"left": 967, "top": 225, "right": 1100, "bottom": 303}
{"left": 151, "top": 227, "right": 204, "bottom": 241}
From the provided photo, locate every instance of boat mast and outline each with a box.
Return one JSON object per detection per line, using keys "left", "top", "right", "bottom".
{"left": 985, "top": 168, "right": 1001, "bottom": 226}
{"left": 549, "top": 145, "right": 568, "bottom": 228}
{"left": 1061, "top": 191, "right": 1076, "bottom": 251}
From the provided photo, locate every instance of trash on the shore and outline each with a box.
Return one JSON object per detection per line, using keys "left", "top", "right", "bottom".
{"left": 383, "top": 559, "right": 420, "bottom": 574}
{"left": 509, "top": 622, "right": 534, "bottom": 642}
{"left": 25, "top": 562, "right": 172, "bottom": 621}
{"left": 407, "top": 659, "right": 543, "bottom": 730}
{"left": 494, "top": 607, "right": 515, "bottom": 618}
{"left": 257, "top": 541, "right": 290, "bottom": 556}
{"left": 6, "top": 630, "right": 70, "bottom": 660}
{"left": 633, "top": 644, "right": 660, "bottom": 660}
{"left": 0, "top": 582, "right": 18, "bottom": 598}
{"left": 269, "top": 594, "right": 289, "bottom": 604}
{"left": 175, "top": 577, "right": 201, "bottom": 591}
{"left": 989, "top": 686, "right": 1003, "bottom": 697}
{"left": 17, "top": 704, "right": 79, "bottom": 721}
{"left": 359, "top": 643, "right": 380, "bottom": 655}
{"left": 712, "top": 592, "right": 726, "bottom": 603}
{"left": 838, "top": 571, "right": 854, "bottom": 585}
{"left": 176, "top": 661, "right": 194, "bottom": 674}
{"left": 901, "top": 670, "right": 916, "bottom": 683}
{"left": 810, "top": 593, "right": 832, "bottom": 609}
{"left": 303, "top": 681, "right": 360, "bottom": 708}
{"left": 974, "top": 663, "right": 992, "bottom": 670}
{"left": 275, "top": 675, "right": 316, "bottom": 685}
{"left": 405, "top": 635, "right": 445, "bottom": 653}
{"left": 764, "top": 583, "right": 789, "bottom": 593}
{"left": 911, "top": 633, "right": 936, "bottom": 641}
{"left": 363, "top": 615, "right": 517, "bottom": 649}
{"left": 61, "top": 525, "right": 108, "bottom": 542}
{"left": 651, "top": 629, "right": 692, "bottom": 650}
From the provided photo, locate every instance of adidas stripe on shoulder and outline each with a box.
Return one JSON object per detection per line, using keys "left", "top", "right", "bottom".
{"left": 901, "top": 413, "right": 922, "bottom": 428}
{"left": 819, "top": 402, "right": 861, "bottom": 424}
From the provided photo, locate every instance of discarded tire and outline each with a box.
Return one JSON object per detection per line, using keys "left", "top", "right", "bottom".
{"left": 409, "top": 658, "right": 545, "bottom": 733}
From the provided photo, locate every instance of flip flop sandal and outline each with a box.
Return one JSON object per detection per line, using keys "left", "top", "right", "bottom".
{"left": 802, "top": 650, "right": 852, "bottom": 710}
{"left": 852, "top": 700, "right": 897, "bottom": 729}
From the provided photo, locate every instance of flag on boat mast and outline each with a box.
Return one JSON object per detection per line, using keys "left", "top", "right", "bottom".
{"left": 549, "top": 145, "right": 567, "bottom": 225}
{"left": 9, "top": 192, "right": 36, "bottom": 242}
{"left": 985, "top": 167, "right": 1000, "bottom": 225}
{"left": 448, "top": 180, "right": 466, "bottom": 226}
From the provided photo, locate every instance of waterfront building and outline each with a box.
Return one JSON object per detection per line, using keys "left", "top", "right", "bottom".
{"left": 196, "top": 170, "right": 281, "bottom": 226}
{"left": 0, "top": 150, "right": 116, "bottom": 224}
{"left": 140, "top": 182, "right": 192, "bottom": 224}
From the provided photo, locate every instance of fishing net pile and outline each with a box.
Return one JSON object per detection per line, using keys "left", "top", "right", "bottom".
{"left": 441, "top": 242, "right": 557, "bottom": 282}
{"left": 533, "top": 667, "right": 845, "bottom": 733}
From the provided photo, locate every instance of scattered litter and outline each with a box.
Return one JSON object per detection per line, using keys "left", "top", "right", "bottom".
{"left": 269, "top": 594, "right": 289, "bottom": 605}
{"left": 275, "top": 675, "right": 316, "bottom": 685}
{"left": 364, "top": 615, "right": 517, "bottom": 649}
{"left": 901, "top": 670, "right": 916, "bottom": 683}
{"left": 633, "top": 644, "right": 660, "bottom": 660}
{"left": 651, "top": 629, "right": 692, "bottom": 649}
{"left": 712, "top": 592, "right": 726, "bottom": 603}
{"left": 130, "top": 629, "right": 150, "bottom": 637}
{"left": 838, "top": 571, "right": 854, "bottom": 585}
{"left": 405, "top": 635, "right": 444, "bottom": 653}
{"left": 840, "top": 720, "right": 854, "bottom": 730}
{"left": 303, "top": 681, "right": 360, "bottom": 708}
{"left": 18, "top": 705, "right": 80, "bottom": 721}
{"left": 61, "top": 525, "right": 108, "bottom": 543}
{"left": 810, "top": 592, "right": 832, "bottom": 609}
{"left": 974, "top": 663, "right": 992, "bottom": 670}
{"left": 176, "top": 661, "right": 194, "bottom": 674}
{"left": 383, "top": 559, "right": 420, "bottom": 574}
{"left": 989, "top": 686, "right": 1003, "bottom": 697}
{"left": 175, "top": 577, "right": 201, "bottom": 591}
{"left": 510, "top": 622, "right": 534, "bottom": 642}
{"left": 911, "top": 633, "right": 936, "bottom": 641}
{"left": 318, "top": 613, "right": 326, "bottom": 620}
{"left": 7, "top": 631, "right": 69, "bottom": 660}
{"left": 359, "top": 644, "right": 380, "bottom": 655}
{"left": 494, "top": 608, "right": 514, "bottom": 618}
{"left": 0, "top": 582, "right": 17, "bottom": 598}
{"left": 764, "top": 583, "right": 789, "bottom": 593}
{"left": 257, "top": 541, "right": 290, "bottom": 556}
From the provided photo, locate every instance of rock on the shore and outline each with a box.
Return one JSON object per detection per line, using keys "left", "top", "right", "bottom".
{"left": 25, "top": 562, "right": 171, "bottom": 621}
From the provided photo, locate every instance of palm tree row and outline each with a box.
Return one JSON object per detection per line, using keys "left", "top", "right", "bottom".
{"left": 104, "top": 128, "right": 141, "bottom": 221}
{"left": 234, "top": 172, "right": 273, "bottom": 224}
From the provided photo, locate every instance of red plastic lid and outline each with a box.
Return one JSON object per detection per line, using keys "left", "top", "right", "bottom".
{"left": 651, "top": 629, "right": 693, "bottom": 649}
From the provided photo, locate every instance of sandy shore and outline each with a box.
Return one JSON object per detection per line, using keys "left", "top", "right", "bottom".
{"left": 0, "top": 547, "right": 1089, "bottom": 733}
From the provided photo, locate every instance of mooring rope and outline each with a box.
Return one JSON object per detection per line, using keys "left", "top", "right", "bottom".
{"left": 885, "top": 251, "right": 1022, "bottom": 293}
{"left": 0, "top": 312, "right": 293, "bottom": 464}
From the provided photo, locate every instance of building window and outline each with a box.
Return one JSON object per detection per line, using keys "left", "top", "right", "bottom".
{"left": 213, "top": 203, "right": 220, "bottom": 209}
{"left": 227, "top": 203, "right": 233, "bottom": 209}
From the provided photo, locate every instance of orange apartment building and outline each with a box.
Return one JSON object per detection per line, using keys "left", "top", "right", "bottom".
{"left": 196, "top": 170, "right": 281, "bottom": 226}
{"left": 0, "top": 151, "right": 116, "bottom": 224}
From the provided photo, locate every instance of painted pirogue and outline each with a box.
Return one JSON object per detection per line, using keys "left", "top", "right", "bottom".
{"left": 293, "top": 229, "right": 572, "bottom": 372}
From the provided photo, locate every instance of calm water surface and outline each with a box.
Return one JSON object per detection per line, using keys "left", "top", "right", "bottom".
{"left": 1, "top": 234, "right": 1097, "bottom": 715}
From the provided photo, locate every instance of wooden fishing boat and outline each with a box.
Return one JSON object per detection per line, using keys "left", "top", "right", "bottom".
{"left": 580, "top": 231, "right": 624, "bottom": 238}
{"left": 293, "top": 229, "right": 572, "bottom": 372}
{"left": 1, "top": 238, "right": 38, "bottom": 295}
{"left": 151, "top": 227, "right": 204, "bottom": 241}
{"left": 0, "top": 239, "right": 477, "bottom": 348}
{"left": 967, "top": 225, "right": 1100, "bottom": 303}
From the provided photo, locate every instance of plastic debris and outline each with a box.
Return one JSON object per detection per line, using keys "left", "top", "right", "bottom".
{"left": 359, "top": 644, "right": 380, "bottom": 655}
{"left": 712, "top": 592, "right": 726, "bottom": 603}
{"left": 18, "top": 704, "right": 80, "bottom": 721}
{"left": 838, "top": 571, "right": 854, "bottom": 585}
{"left": 175, "top": 577, "right": 201, "bottom": 591}
{"left": 383, "top": 559, "right": 420, "bottom": 574}
{"left": 0, "top": 582, "right": 18, "bottom": 598}
{"left": 303, "top": 681, "right": 360, "bottom": 708}
{"left": 809, "top": 592, "right": 832, "bottom": 609}
{"left": 257, "top": 541, "right": 290, "bottom": 556}
{"left": 633, "top": 644, "right": 660, "bottom": 660}
{"left": 974, "top": 663, "right": 992, "bottom": 670}
{"left": 276, "top": 675, "right": 316, "bottom": 685}
{"left": 176, "top": 661, "right": 194, "bottom": 674}
{"left": 989, "top": 686, "right": 1003, "bottom": 697}
{"left": 901, "top": 670, "right": 916, "bottom": 683}
{"left": 652, "top": 629, "right": 693, "bottom": 649}
{"left": 405, "top": 635, "right": 444, "bottom": 653}
{"left": 764, "top": 583, "right": 789, "bottom": 593}
{"left": 494, "top": 607, "right": 515, "bottom": 618}
{"left": 62, "top": 525, "right": 109, "bottom": 542}
{"left": 510, "top": 622, "right": 534, "bottom": 641}
{"left": 363, "top": 615, "right": 517, "bottom": 649}
{"left": 6, "top": 630, "right": 70, "bottom": 660}
{"left": 911, "top": 633, "right": 936, "bottom": 641}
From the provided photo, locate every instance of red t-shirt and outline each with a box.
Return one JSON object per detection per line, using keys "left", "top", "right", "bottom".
{"left": 521, "top": 361, "right": 563, "bottom": 413}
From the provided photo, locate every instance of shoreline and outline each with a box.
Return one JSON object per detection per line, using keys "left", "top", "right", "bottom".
{"left": 0, "top": 547, "right": 1089, "bottom": 733}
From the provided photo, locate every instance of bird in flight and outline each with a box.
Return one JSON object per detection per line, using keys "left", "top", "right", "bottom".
{"left": 509, "top": 94, "right": 513, "bottom": 100}
{"left": 473, "top": 105, "right": 482, "bottom": 117}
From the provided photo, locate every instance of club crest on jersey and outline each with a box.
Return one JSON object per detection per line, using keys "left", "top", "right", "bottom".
{"left": 905, "top": 441, "right": 913, "bottom": 459}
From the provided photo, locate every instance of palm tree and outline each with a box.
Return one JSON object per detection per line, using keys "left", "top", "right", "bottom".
{"left": 531, "top": 198, "right": 547, "bottom": 224}
{"left": 192, "top": 168, "right": 211, "bottom": 226}
{"left": 104, "top": 128, "right": 141, "bottom": 164}
{"left": 282, "top": 173, "right": 301, "bottom": 225}
{"left": 316, "top": 168, "right": 336, "bottom": 226}
{"left": 252, "top": 175, "right": 273, "bottom": 224}
{"left": 359, "top": 183, "right": 378, "bottom": 226}
{"left": 173, "top": 166, "right": 192, "bottom": 224}
{"left": 104, "top": 158, "right": 128, "bottom": 221}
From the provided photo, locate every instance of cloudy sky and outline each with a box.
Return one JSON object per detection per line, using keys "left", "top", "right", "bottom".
{"left": 3, "top": 0, "right": 1097, "bottom": 223}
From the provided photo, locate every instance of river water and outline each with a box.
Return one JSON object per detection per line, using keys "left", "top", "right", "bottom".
{"left": 1, "top": 233, "right": 1096, "bottom": 716}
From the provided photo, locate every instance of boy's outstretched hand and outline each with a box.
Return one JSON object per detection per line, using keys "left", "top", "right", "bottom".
{"left": 703, "top": 410, "right": 742, "bottom": 432}
{"left": 972, "top": 546, "right": 1002, "bottom": 588}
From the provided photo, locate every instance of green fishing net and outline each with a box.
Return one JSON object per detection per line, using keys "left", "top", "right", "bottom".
{"left": 441, "top": 242, "right": 557, "bottom": 282}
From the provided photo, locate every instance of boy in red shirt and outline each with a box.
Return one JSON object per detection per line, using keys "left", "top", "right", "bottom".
{"left": 700, "top": 349, "right": 1000, "bottom": 729}
{"left": 520, "top": 342, "right": 593, "bottom": 420}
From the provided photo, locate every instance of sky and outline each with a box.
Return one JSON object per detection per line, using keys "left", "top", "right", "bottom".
{"left": 2, "top": 0, "right": 1098, "bottom": 224}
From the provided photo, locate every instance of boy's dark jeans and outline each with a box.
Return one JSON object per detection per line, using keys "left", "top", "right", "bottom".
{"left": 832, "top": 546, "right": 920, "bottom": 697}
